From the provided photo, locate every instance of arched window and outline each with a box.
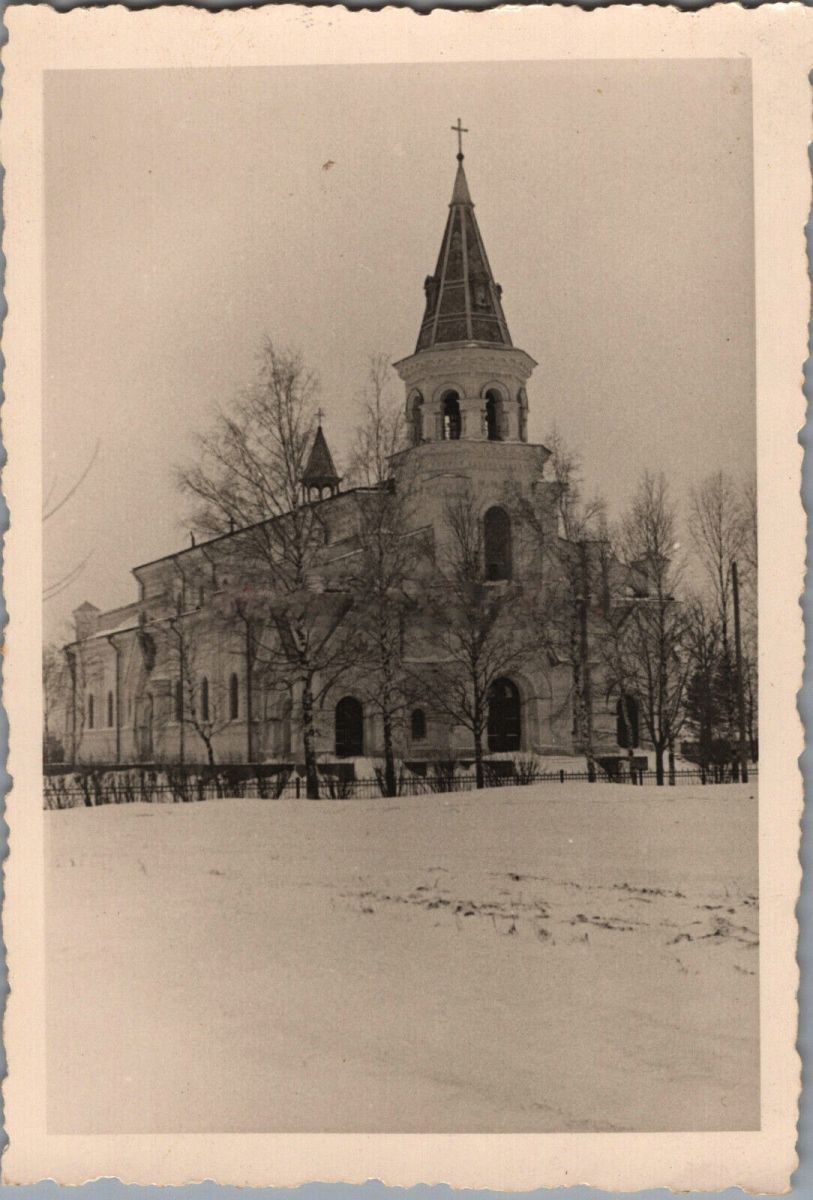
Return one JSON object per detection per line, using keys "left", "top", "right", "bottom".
{"left": 487, "top": 678, "right": 522, "bottom": 752}
{"left": 484, "top": 506, "right": 512, "bottom": 581}
{"left": 201, "top": 677, "right": 210, "bottom": 723}
{"left": 174, "top": 679, "right": 183, "bottom": 723}
{"left": 411, "top": 708, "right": 427, "bottom": 741}
{"left": 335, "top": 696, "right": 364, "bottom": 757}
{"left": 616, "top": 694, "right": 640, "bottom": 749}
{"left": 409, "top": 392, "right": 424, "bottom": 446}
{"left": 87, "top": 693, "right": 95, "bottom": 730}
{"left": 229, "top": 672, "right": 240, "bottom": 720}
{"left": 441, "top": 391, "right": 461, "bottom": 441}
{"left": 107, "top": 690, "right": 114, "bottom": 728}
{"left": 485, "top": 389, "right": 504, "bottom": 441}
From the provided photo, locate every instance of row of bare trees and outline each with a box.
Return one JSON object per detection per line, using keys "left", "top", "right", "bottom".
{"left": 533, "top": 443, "right": 757, "bottom": 785}
{"left": 44, "top": 338, "right": 757, "bottom": 793}
{"left": 179, "top": 336, "right": 756, "bottom": 790}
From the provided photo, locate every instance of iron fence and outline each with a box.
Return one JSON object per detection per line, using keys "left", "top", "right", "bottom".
{"left": 43, "top": 764, "right": 758, "bottom": 809}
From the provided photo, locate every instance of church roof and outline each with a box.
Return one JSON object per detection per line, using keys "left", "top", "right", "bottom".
{"left": 415, "top": 153, "right": 513, "bottom": 352}
{"left": 302, "top": 424, "right": 341, "bottom": 489}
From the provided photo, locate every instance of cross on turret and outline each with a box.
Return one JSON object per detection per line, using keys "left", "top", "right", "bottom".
{"left": 451, "top": 118, "right": 468, "bottom": 161}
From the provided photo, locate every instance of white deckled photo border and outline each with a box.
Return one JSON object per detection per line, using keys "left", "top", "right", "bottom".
{"left": 2, "top": 4, "right": 808, "bottom": 1190}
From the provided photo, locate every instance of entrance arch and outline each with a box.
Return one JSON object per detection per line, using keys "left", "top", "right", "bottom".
{"left": 335, "top": 696, "right": 364, "bottom": 757}
{"left": 487, "top": 677, "right": 521, "bottom": 752}
{"left": 616, "top": 694, "right": 640, "bottom": 749}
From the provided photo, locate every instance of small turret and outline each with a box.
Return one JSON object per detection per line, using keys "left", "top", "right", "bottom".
{"left": 302, "top": 418, "right": 341, "bottom": 501}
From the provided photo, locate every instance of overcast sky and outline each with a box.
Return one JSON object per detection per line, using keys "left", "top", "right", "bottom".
{"left": 44, "top": 59, "right": 754, "bottom": 639}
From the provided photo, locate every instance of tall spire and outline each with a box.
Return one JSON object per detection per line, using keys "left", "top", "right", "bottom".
{"left": 415, "top": 129, "right": 512, "bottom": 352}
{"left": 450, "top": 160, "right": 473, "bottom": 206}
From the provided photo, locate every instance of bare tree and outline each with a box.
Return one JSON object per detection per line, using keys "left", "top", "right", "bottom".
{"left": 346, "top": 353, "right": 405, "bottom": 488}
{"left": 739, "top": 473, "right": 758, "bottom": 582}
{"left": 178, "top": 339, "right": 355, "bottom": 797}
{"left": 682, "top": 595, "right": 723, "bottom": 776}
{"left": 43, "top": 641, "right": 71, "bottom": 763}
{"left": 739, "top": 474, "right": 758, "bottom": 762}
{"left": 604, "top": 472, "right": 691, "bottom": 785}
{"left": 688, "top": 472, "right": 747, "bottom": 639}
{"left": 688, "top": 470, "right": 756, "bottom": 769}
{"left": 515, "top": 429, "right": 606, "bottom": 781}
{"left": 341, "top": 463, "right": 425, "bottom": 796}
{"left": 407, "top": 486, "right": 531, "bottom": 789}
{"left": 165, "top": 612, "right": 233, "bottom": 769}
{"left": 62, "top": 642, "right": 88, "bottom": 765}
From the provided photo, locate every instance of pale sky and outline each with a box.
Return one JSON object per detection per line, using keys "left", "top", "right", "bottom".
{"left": 44, "top": 59, "right": 755, "bottom": 639}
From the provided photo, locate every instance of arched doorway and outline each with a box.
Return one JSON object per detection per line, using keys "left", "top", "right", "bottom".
{"left": 487, "top": 678, "right": 521, "bottom": 752}
{"left": 410, "top": 708, "right": 427, "bottom": 741}
{"left": 616, "top": 694, "right": 640, "bottom": 749}
{"left": 484, "top": 506, "right": 512, "bottom": 581}
{"left": 335, "top": 696, "right": 364, "bottom": 757}
{"left": 485, "top": 389, "right": 503, "bottom": 441}
{"left": 441, "top": 391, "right": 462, "bottom": 440}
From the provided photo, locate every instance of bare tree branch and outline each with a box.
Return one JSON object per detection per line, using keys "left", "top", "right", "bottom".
{"left": 43, "top": 440, "right": 101, "bottom": 523}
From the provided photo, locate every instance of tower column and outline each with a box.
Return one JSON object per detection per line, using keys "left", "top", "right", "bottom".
{"left": 460, "top": 392, "right": 483, "bottom": 441}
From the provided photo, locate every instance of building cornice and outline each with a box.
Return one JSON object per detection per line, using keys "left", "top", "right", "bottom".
{"left": 393, "top": 343, "right": 537, "bottom": 386}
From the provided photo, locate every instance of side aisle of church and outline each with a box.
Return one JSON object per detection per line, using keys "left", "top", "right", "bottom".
{"left": 55, "top": 142, "right": 636, "bottom": 776}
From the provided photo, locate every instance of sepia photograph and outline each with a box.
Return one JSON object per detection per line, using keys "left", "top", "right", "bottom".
{"left": 3, "top": 4, "right": 807, "bottom": 1190}
{"left": 41, "top": 57, "right": 760, "bottom": 1135}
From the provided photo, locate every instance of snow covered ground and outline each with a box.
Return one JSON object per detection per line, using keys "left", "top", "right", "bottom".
{"left": 45, "top": 781, "right": 759, "bottom": 1134}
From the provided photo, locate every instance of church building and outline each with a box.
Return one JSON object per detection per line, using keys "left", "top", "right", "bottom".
{"left": 59, "top": 134, "right": 631, "bottom": 776}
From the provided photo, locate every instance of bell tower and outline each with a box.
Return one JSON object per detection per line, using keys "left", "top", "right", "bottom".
{"left": 393, "top": 123, "right": 537, "bottom": 447}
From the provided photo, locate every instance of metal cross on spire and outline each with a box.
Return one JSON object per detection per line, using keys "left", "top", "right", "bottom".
{"left": 315, "top": 406, "right": 326, "bottom": 425}
{"left": 451, "top": 118, "right": 468, "bottom": 161}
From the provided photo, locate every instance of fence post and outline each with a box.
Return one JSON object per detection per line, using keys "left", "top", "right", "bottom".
{"left": 295, "top": 775, "right": 301, "bottom": 799}
{"left": 559, "top": 769, "right": 564, "bottom": 784}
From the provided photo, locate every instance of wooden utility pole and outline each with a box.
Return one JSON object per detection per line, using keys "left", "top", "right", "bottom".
{"left": 577, "top": 542, "right": 596, "bottom": 782}
{"left": 731, "top": 560, "right": 749, "bottom": 784}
